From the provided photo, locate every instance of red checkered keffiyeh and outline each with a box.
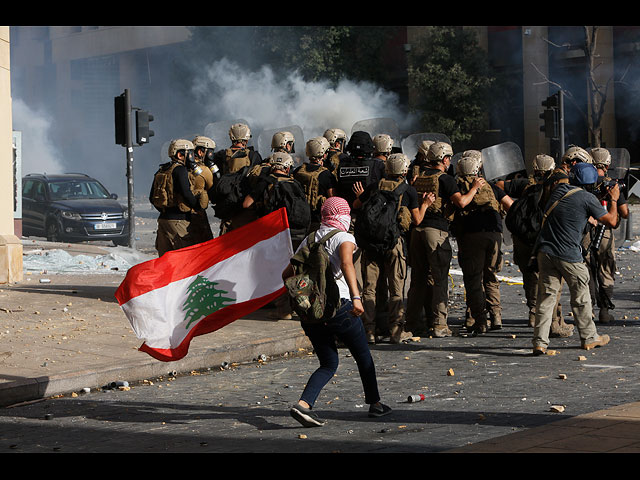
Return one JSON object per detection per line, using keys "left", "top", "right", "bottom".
{"left": 321, "top": 196, "right": 351, "bottom": 232}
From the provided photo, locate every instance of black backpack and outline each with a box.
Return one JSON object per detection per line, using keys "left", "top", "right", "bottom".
{"left": 354, "top": 181, "right": 408, "bottom": 258}
{"left": 505, "top": 183, "right": 545, "bottom": 246}
{"left": 211, "top": 165, "right": 250, "bottom": 219}
{"left": 262, "top": 176, "right": 311, "bottom": 234}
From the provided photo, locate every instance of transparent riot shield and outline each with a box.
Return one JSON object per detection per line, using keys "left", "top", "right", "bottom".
{"left": 606, "top": 147, "right": 630, "bottom": 180}
{"left": 450, "top": 151, "right": 463, "bottom": 176}
{"left": 256, "top": 125, "right": 306, "bottom": 168}
{"left": 203, "top": 119, "right": 256, "bottom": 152}
{"left": 480, "top": 142, "right": 526, "bottom": 181}
{"left": 401, "top": 132, "right": 452, "bottom": 161}
{"left": 351, "top": 118, "right": 402, "bottom": 152}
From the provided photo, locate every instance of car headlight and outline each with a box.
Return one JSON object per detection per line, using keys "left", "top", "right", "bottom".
{"left": 122, "top": 209, "right": 129, "bottom": 219}
{"left": 61, "top": 210, "right": 82, "bottom": 221}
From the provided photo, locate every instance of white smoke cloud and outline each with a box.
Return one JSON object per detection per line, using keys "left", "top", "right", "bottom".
{"left": 192, "top": 58, "right": 416, "bottom": 139}
{"left": 12, "top": 98, "right": 66, "bottom": 175}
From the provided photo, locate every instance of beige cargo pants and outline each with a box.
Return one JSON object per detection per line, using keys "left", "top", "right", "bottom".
{"left": 361, "top": 238, "right": 407, "bottom": 336}
{"left": 405, "top": 226, "right": 452, "bottom": 333}
{"left": 533, "top": 252, "right": 599, "bottom": 349}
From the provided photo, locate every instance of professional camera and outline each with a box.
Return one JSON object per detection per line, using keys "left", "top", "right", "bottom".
{"left": 598, "top": 179, "right": 625, "bottom": 198}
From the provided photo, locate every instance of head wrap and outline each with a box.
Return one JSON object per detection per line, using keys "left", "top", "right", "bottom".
{"left": 321, "top": 196, "right": 351, "bottom": 232}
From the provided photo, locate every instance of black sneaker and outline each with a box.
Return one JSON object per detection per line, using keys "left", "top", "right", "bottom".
{"left": 368, "top": 402, "right": 392, "bottom": 418}
{"left": 290, "top": 404, "right": 325, "bottom": 427}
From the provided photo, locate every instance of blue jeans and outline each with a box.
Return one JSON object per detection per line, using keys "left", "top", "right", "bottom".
{"left": 299, "top": 299, "right": 381, "bottom": 408}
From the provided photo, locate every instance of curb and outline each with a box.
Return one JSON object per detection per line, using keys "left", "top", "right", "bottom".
{"left": 0, "top": 329, "right": 311, "bottom": 408}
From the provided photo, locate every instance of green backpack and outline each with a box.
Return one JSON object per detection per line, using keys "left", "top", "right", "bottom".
{"left": 285, "top": 229, "right": 342, "bottom": 323}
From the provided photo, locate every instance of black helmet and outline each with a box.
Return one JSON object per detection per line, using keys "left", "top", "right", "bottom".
{"left": 346, "top": 131, "right": 374, "bottom": 157}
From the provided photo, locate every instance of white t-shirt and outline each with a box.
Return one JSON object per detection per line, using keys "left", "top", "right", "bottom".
{"left": 295, "top": 225, "right": 357, "bottom": 300}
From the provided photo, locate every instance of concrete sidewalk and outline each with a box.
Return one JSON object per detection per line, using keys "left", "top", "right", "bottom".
{"left": 2, "top": 239, "right": 640, "bottom": 453}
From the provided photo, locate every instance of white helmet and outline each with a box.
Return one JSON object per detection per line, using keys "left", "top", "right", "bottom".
{"left": 562, "top": 145, "right": 593, "bottom": 165}
{"left": 427, "top": 141, "right": 454, "bottom": 164}
{"left": 385, "top": 153, "right": 409, "bottom": 176}
{"left": 229, "top": 123, "right": 251, "bottom": 142}
{"left": 323, "top": 128, "right": 347, "bottom": 150}
{"left": 168, "top": 139, "right": 194, "bottom": 158}
{"left": 417, "top": 140, "right": 435, "bottom": 157}
{"left": 269, "top": 151, "right": 294, "bottom": 170}
{"left": 192, "top": 135, "right": 216, "bottom": 150}
{"left": 305, "top": 136, "right": 330, "bottom": 160}
{"left": 590, "top": 147, "right": 611, "bottom": 168}
{"left": 461, "top": 150, "right": 483, "bottom": 165}
{"left": 533, "top": 154, "right": 555, "bottom": 172}
{"left": 271, "top": 131, "right": 295, "bottom": 150}
{"left": 372, "top": 134, "right": 394, "bottom": 154}
{"left": 456, "top": 155, "right": 482, "bottom": 176}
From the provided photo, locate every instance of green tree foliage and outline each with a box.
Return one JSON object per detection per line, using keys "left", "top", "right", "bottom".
{"left": 407, "top": 27, "right": 494, "bottom": 145}
{"left": 182, "top": 275, "right": 234, "bottom": 329}
{"left": 186, "top": 26, "right": 398, "bottom": 85}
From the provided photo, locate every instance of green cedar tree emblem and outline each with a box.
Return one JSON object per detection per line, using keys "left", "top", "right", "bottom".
{"left": 182, "top": 275, "right": 234, "bottom": 329}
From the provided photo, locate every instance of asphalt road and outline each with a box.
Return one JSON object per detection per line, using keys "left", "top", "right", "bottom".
{"left": 4, "top": 199, "right": 639, "bottom": 453}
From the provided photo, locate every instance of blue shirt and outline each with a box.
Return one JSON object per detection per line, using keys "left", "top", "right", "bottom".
{"left": 536, "top": 183, "right": 607, "bottom": 263}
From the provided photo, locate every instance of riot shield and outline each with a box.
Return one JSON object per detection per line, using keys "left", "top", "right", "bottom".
{"left": 351, "top": 118, "right": 402, "bottom": 152}
{"left": 401, "top": 132, "right": 452, "bottom": 161}
{"left": 606, "top": 147, "right": 630, "bottom": 180}
{"left": 480, "top": 142, "right": 526, "bottom": 181}
{"left": 256, "top": 125, "right": 306, "bottom": 168}
{"left": 203, "top": 119, "right": 256, "bottom": 151}
{"left": 450, "top": 152, "right": 463, "bottom": 176}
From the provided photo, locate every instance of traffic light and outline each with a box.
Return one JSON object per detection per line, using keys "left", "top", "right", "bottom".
{"left": 114, "top": 93, "right": 130, "bottom": 147}
{"left": 539, "top": 93, "right": 560, "bottom": 139}
{"left": 135, "top": 110, "right": 155, "bottom": 145}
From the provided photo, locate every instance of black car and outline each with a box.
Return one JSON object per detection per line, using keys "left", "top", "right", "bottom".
{"left": 21, "top": 173, "right": 129, "bottom": 246}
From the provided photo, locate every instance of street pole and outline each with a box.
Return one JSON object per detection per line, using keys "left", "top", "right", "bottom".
{"left": 122, "top": 89, "right": 136, "bottom": 249}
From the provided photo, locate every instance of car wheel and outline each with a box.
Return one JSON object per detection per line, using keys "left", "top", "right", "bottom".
{"left": 46, "top": 221, "right": 62, "bottom": 242}
{"left": 112, "top": 238, "right": 129, "bottom": 247}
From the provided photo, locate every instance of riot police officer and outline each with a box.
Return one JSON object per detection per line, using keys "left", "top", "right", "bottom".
{"left": 190, "top": 135, "right": 217, "bottom": 243}
{"left": 582, "top": 147, "right": 629, "bottom": 323}
{"left": 322, "top": 128, "right": 348, "bottom": 173}
{"left": 334, "top": 131, "right": 385, "bottom": 211}
{"left": 149, "top": 139, "right": 203, "bottom": 256}
{"left": 293, "top": 136, "right": 336, "bottom": 231}
{"left": 404, "top": 142, "right": 484, "bottom": 338}
{"left": 212, "top": 123, "right": 263, "bottom": 235}
{"left": 372, "top": 133, "right": 394, "bottom": 167}
{"left": 451, "top": 153, "right": 513, "bottom": 334}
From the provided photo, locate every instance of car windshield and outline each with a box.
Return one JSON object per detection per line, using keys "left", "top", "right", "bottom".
{"left": 48, "top": 180, "right": 111, "bottom": 200}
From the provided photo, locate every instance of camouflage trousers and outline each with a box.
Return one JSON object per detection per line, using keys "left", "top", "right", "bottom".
{"left": 582, "top": 227, "right": 617, "bottom": 308}
{"left": 155, "top": 218, "right": 194, "bottom": 257}
{"left": 361, "top": 238, "right": 407, "bottom": 336}
{"left": 405, "top": 226, "right": 452, "bottom": 332}
{"left": 456, "top": 231, "right": 502, "bottom": 326}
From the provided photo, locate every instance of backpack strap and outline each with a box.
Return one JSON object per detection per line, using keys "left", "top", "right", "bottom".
{"left": 310, "top": 228, "right": 341, "bottom": 247}
{"left": 541, "top": 187, "right": 582, "bottom": 227}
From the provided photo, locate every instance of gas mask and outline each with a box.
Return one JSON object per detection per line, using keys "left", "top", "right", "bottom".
{"left": 185, "top": 150, "right": 202, "bottom": 175}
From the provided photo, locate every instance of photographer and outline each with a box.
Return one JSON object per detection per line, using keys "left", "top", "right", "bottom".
{"left": 531, "top": 163, "right": 619, "bottom": 356}
{"left": 581, "top": 147, "right": 629, "bottom": 323}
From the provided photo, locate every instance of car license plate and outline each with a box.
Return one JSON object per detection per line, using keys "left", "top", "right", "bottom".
{"left": 94, "top": 223, "right": 116, "bottom": 230}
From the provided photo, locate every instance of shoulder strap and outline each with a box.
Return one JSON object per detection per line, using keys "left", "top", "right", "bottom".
{"left": 313, "top": 228, "right": 341, "bottom": 246}
{"left": 541, "top": 187, "right": 582, "bottom": 227}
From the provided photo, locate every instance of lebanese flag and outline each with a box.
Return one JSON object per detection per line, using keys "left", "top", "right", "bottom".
{"left": 115, "top": 208, "right": 293, "bottom": 362}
